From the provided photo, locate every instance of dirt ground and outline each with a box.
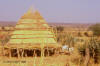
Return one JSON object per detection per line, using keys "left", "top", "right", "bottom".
{"left": 0, "top": 55, "right": 69, "bottom": 66}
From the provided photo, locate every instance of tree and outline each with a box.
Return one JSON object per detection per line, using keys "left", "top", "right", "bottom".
{"left": 89, "top": 23, "right": 100, "bottom": 36}
{"left": 84, "top": 32, "right": 89, "bottom": 37}
{"left": 56, "top": 26, "right": 64, "bottom": 32}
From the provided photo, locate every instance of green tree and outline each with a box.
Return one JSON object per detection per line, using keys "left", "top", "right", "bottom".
{"left": 89, "top": 23, "right": 100, "bottom": 36}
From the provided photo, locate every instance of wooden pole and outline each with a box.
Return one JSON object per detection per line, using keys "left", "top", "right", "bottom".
{"left": 47, "top": 48, "right": 50, "bottom": 56}
{"left": 17, "top": 48, "right": 20, "bottom": 58}
{"left": 54, "top": 48, "right": 57, "bottom": 55}
{"left": 9, "top": 49, "right": 11, "bottom": 58}
{"left": 33, "top": 49, "right": 34, "bottom": 57}
{"left": 22, "top": 49, "right": 24, "bottom": 58}
{"left": 34, "top": 50, "right": 36, "bottom": 57}
{"left": 25, "top": 50, "right": 27, "bottom": 57}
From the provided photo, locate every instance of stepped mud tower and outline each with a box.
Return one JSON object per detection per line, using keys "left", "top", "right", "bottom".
{"left": 4, "top": 9, "right": 61, "bottom": 57}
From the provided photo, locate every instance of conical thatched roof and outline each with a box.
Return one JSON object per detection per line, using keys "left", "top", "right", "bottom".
{"left": 5, "top": 9, "right": 61, "bottom": 49}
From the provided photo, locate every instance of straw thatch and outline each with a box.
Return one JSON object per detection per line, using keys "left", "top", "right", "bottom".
{"left": 5, "top": 9, "right": 61, "bottom": 49}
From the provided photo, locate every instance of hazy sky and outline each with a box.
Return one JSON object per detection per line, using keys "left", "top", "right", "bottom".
{"left": 0, "top": 0, "right": 100, "bottom": 23}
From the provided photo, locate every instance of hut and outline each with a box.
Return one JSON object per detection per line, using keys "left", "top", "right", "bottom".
{"left": 4, "top": 9, "right": 61, "bottom": 58}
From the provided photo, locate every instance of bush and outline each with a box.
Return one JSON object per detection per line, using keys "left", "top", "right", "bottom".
{"left": 89, "top": 23, "right": 100, "bottom": 36}
{"left": 78, "top": 37, "right": 100, "bottom": 64}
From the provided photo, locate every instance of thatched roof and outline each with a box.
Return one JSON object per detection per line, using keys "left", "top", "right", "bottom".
{"left": 5, "top": 8, "right": 61, "bottom": 48}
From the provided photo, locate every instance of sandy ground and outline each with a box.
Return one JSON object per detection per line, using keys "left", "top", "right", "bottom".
{"left": 0, "top": 55, "right": 68, "bottom": 66}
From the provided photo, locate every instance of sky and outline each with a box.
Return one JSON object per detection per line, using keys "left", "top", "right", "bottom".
{"left": 0, "top": 0, "right": 100, "bottom": 23}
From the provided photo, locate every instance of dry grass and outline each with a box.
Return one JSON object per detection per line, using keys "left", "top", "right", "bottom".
{"left": 0, "top": 26, "right": 100, "bottom": 66}
{"left": 0, "top": 55, "right": 68, "bottom": 66}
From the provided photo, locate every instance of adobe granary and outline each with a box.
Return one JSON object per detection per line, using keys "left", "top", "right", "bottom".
{"left": 3, "top": 8, "right": 61, "bottom": 58}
